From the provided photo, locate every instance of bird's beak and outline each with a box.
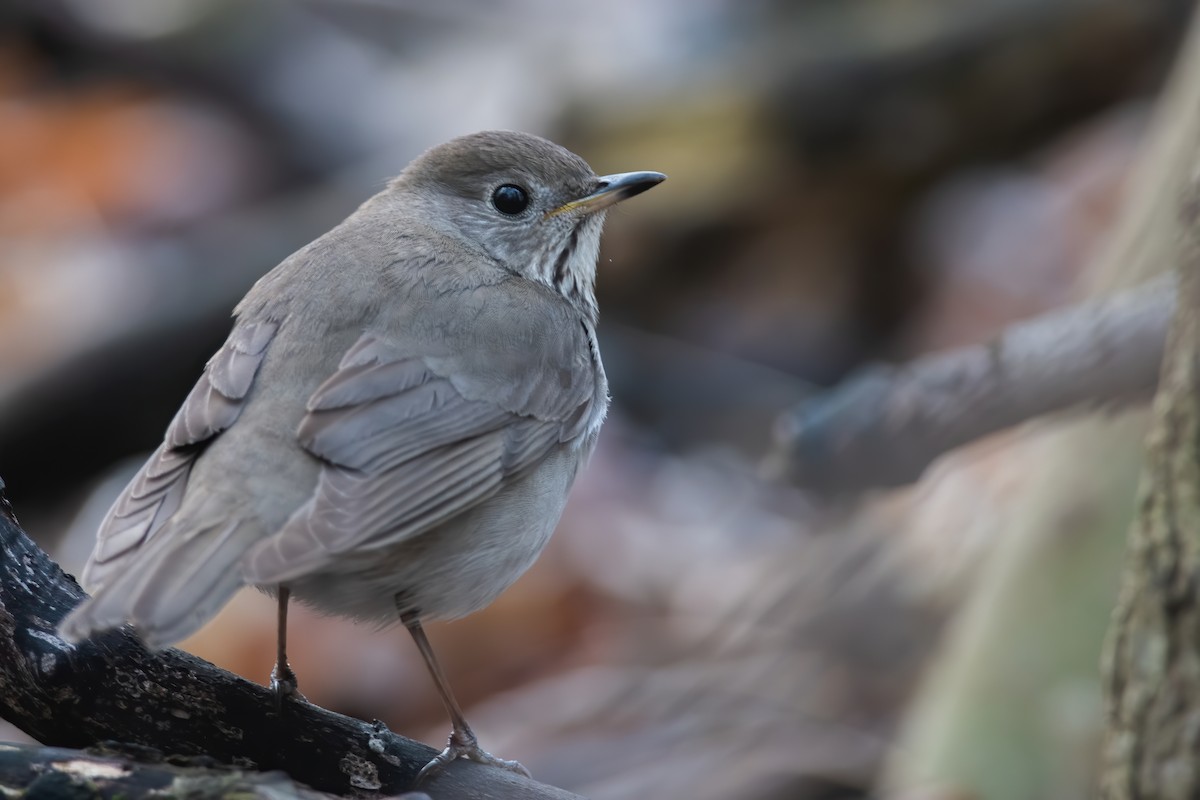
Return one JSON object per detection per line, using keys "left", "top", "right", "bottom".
{"left": 547, "top": 171, "right": 666, "bottom": 218}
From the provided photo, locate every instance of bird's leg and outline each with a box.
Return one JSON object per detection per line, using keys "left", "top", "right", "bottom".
{"left": 400, "top": 608, "right": 530, "bottom": 782}
{"left": 269, "top": 586, "right": 304, "bottom": 709}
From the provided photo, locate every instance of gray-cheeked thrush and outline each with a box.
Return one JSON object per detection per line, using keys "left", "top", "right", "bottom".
{"left": 59, "top": 130, "right": 665, "bottom": 779}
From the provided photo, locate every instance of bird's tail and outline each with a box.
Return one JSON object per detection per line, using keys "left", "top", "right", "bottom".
{"left": 59, "top": 510, "right": 262, "bottom": 649}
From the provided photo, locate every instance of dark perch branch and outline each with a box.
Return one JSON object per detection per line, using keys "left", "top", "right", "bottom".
{"left": 770, "top": 276, "right": 1174, "bottom": 492}
{"left": 0, "top": 480, "right": 583, "bottom": 800}
{"left": 0, "top": 742, "right": 341, "bottom": 799}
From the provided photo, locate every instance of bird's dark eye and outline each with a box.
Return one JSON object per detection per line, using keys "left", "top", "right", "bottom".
{"left": 491, "top": 184, "right": 529, "bottom": 216}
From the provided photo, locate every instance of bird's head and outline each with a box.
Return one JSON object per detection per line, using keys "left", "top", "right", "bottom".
{"left": 393, "top": 130, "right": 664, "bottom": 317}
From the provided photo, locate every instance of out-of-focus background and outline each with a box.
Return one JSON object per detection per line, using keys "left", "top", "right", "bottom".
{"left": 0, "top": 1, "right": 1190, "bottom": 797}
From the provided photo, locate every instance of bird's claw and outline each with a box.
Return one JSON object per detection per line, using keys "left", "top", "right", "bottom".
{"left": 416, "top": 728, "right": 530, "bottom": 783}
{"left": 269, "top": 663, "right": 306, "bottom": 711}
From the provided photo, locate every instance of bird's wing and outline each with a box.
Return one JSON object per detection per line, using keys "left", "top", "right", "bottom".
{"left": 80, "top": 320, "right": 278, "bottom": 591}
{"left": 241, "top": 327, "right": 600, "bottom": 584}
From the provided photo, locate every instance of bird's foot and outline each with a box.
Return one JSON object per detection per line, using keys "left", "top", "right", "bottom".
{"left": 269, "top": 662, "right": 306, "bottom": 711}
{"left": 416, "top": 727, "right": 530, "bottom": 783}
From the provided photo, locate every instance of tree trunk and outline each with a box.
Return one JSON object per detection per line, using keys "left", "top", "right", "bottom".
{"left": 1099, "top": 180, "right": 1200, "bottom": 798}
{"left": 885, "top": 8, "right": 1200, "bottom": 798}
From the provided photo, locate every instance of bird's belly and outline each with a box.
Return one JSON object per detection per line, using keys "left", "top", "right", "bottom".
{"left": 283, "top": 446, "right": 580, "bottom": 623}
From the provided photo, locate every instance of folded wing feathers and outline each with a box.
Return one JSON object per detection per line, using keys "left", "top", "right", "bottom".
{"left": 83, "top": 446, "right": 193, "bottom": 583}
{"left": 80, "top": 320, "right": 278, "bottom": 592}
{"left": 307, "top": 355, "right": 431, "bottom": 410}
{"left": 242, "top": 441, "right": 506, "bottom": 583}
{"left": 303, "top": 388, "right": 510, "bottom": 473}
{"left": 321, "top": 435, "right": 504, "bottom": 551}
{"left": 242, "top": 330, "right": 593, "bottom": 582}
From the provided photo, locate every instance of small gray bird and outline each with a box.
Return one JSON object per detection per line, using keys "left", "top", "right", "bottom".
{"left": 59, "top": 130, "right": 664, "bottom": 778}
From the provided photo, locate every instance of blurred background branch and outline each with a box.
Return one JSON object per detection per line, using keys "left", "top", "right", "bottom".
{"left": 771, "top": 274, "right": 1173, "bottom": 492}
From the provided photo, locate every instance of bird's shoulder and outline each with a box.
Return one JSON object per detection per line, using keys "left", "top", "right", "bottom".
{"left": 357, "top": 272, "right": 600, "bottom": 423}
{"left": 225, "top": 203, "right": 602, "bottom": 422}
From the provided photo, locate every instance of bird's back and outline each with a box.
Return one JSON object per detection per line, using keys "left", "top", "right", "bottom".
{"left": 62, "top": 194, "right": 605, "bottom": 646}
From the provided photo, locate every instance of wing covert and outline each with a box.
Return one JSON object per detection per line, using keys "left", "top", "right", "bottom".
{"left": 242, "top": 330, "right": 598, "bottom": 583}
{"left": 82, "top": 320, "right": 278, "bottom": 589}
